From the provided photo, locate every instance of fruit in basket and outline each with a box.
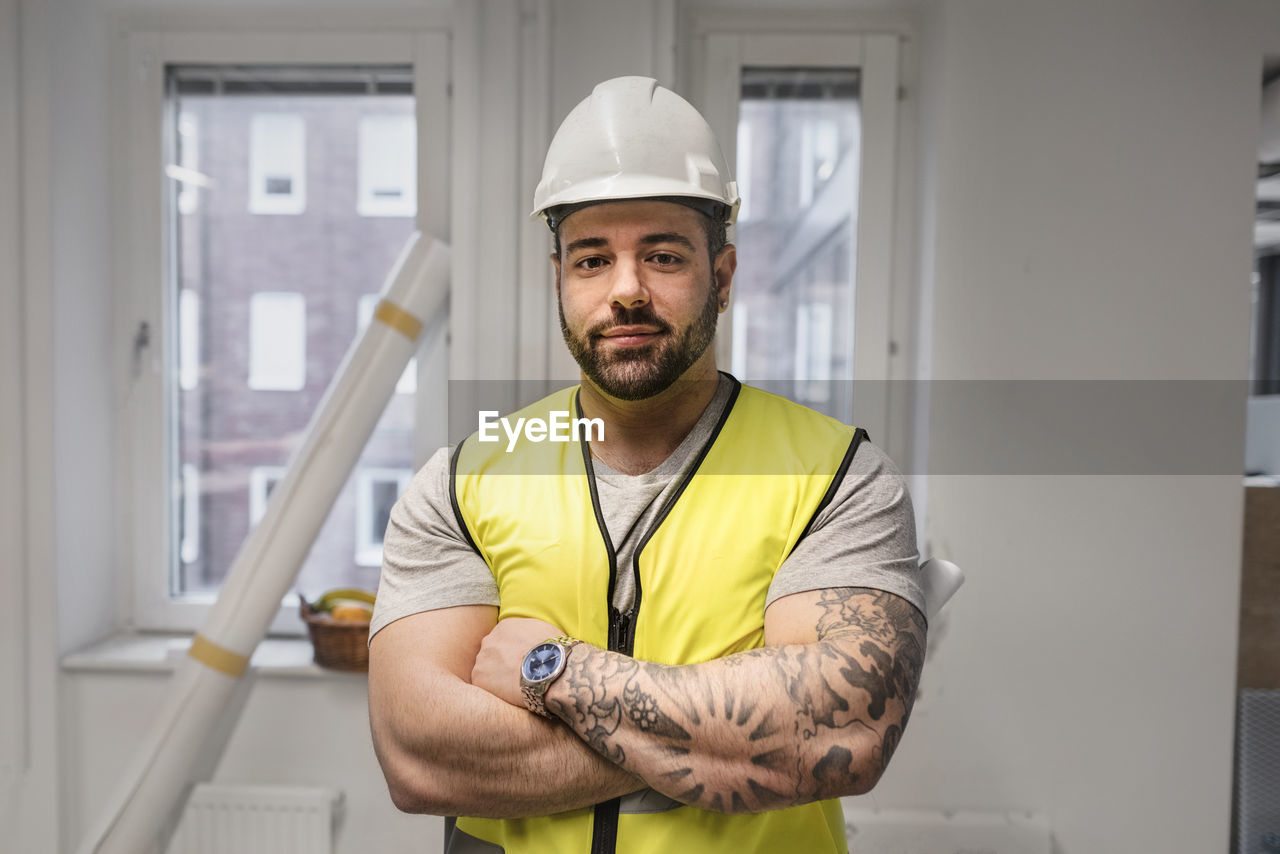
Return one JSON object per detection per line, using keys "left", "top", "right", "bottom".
{"left": 330, "top": 599, "right": 374, "bottom": 622}
{"left": 308, "top": 587, "right": 376, "bottom": 622}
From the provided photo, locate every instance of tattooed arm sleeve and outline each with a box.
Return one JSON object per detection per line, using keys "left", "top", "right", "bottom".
{"left": 542, "top": 587, "right": 926, "bottom": 814}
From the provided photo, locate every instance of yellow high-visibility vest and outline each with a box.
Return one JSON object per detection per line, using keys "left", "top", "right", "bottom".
{"left": 451, "top": 377, "right": 864, "bottom": 854}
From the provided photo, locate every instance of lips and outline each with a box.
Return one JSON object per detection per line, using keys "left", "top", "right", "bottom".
{"left": 597, "top": 325, "right": 663, "bottom": 347}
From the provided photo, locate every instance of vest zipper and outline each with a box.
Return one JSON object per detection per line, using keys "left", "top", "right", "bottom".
{"left": 610, "top": 607, "right": 635, "bottom": 655}
{"left": 581, "top": 377, "right": 740, "bottom": 854}
{"left": 580, "top": 387, "right": 624, "bottom": 854}
{"left": 590, "top": 607, "right": 629, "bottom": 854}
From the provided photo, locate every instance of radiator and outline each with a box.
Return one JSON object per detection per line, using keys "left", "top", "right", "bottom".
{"left": 165, "top": 784, "right": 343, "bottom": 854}
{"left": 1238, "top": 690, "right": 1280, "bottom": 854}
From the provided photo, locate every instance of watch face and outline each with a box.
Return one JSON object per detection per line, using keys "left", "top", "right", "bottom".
{"left": 522, "top": 642, "right": 564, "bottom": 681}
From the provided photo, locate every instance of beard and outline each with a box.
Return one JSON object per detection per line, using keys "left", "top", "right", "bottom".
{"left": 559, "top": 282, "right": 720, "bottom": 401}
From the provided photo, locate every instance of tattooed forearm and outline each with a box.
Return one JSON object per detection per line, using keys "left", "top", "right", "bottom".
{"left": 544, "top": 588, "right": 925, "bottom": 814}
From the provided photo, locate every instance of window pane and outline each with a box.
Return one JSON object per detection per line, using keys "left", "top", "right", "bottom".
{"left": 732, "top": 67, "right": 861, "bottom": 422}
{"left": 167, "top": 64, "right": 417, "bottom": 601}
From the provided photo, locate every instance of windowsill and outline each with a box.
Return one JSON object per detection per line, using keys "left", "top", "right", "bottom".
{"left": 61, "top": 632, "right": 364, "bottom": 680}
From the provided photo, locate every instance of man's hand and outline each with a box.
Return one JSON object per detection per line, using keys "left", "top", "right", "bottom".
{"left": 471, "top": 617, "right": 565, "bottom": 707}
{"left": 370, "top": 608, "right": 644, "bottom": 817}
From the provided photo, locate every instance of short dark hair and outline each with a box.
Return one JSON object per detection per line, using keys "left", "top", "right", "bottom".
{"left": 551, "top": 198, "right": 729, "bottom": 265}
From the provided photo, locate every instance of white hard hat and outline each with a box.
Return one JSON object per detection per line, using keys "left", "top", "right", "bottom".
{"left": 531, "top": 76, "right": 740, "bottom": 229}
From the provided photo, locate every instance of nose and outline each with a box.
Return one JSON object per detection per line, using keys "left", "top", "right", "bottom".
{"left": 607, "top": 255, "right": 649, "bottom": 310}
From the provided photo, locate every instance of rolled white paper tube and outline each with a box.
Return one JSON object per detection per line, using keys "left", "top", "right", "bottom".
{"left": 77, "top": 232, "right": 450, "bottom": 854}
{"left": 205, "top": 233, "right": 449, "bottom": 652}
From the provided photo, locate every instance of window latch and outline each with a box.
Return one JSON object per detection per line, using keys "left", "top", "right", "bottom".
{"left": 132, "top": 320, "right": 151, "bottom": 378}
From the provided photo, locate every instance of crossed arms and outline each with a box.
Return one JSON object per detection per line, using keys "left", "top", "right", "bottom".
{"left": 368, "top": 586, "right": 925, "bottom": 818}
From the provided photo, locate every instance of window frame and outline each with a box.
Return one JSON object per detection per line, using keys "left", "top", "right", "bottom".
{"left": 117, "top": 23, "right": 450, "bottom": 634}
{"left": 691, "top": 24, "right": 910, "bottom": 451}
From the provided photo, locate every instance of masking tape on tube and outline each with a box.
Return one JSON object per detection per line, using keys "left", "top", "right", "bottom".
{"left": 374, "top": 299, "right": 424, "bottom": 341}
{"left": 188, "top": 633, "right": 250, "bottom": 678}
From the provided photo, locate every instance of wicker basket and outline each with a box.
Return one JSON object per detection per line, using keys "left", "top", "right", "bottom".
{"left": 299, "top": 593, "right": 372, "bottom": 672}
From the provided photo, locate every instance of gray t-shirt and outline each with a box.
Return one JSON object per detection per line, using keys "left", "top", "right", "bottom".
{"left": 371, "top": 377, "right": 924, "bottom": 642}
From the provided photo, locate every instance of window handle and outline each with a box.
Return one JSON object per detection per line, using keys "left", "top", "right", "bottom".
{"left": 132, "top": 320, "right": 151, "bottom": 378}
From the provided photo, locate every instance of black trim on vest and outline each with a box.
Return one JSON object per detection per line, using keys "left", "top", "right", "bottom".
{"left": 626, "top": 373, "right": 742, "bottom": 653}
{"left": 449, "top": 439, "right": 481, "bottom": 556}
{"left": 574, "top": 388, "right": 621, "bottom": 611}
{"left": 794, "top": 427, "right": 869, "bottom": 547}
{"left": 574, "top": 387, "right": 624, "bottom": 854}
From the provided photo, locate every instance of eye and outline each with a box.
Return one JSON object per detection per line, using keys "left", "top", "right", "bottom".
{"left": 649, "top": 252, "right": 682, "bottom": 266}
{"left": 575, "top": 256, "right": 608, "bottom": 271}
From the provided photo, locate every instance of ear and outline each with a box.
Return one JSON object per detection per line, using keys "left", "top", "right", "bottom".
{"left": 712, "top": 244, "right": 737, "bottom": 312}
{"left": 551, "top": 252, "right": 562, "bottom": 296}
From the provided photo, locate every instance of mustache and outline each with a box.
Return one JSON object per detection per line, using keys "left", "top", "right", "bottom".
{"left": 584, "top": 306, "right": 673, "bottom": 339}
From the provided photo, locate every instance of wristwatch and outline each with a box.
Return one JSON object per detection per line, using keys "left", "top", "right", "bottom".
{"left": 519, "top": 635, "right": 581, "bottom": 717}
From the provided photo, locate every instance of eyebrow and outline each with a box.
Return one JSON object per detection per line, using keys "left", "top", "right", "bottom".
{"left": 564, "top": 236, "right": 608, "bottom": 256}
{"left": 563, "top": 232, "right": 698, "bottom": 257}
{"left": 638, "top": 232, "right": 697, "bottom": 252}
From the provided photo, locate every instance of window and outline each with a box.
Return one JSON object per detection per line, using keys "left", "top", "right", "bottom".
{"left": 248, "top": 292, "right": 307, "bottom": 391}
{"left": 248, "top": 113, "right": 307, "bottom": 215}
{"left": 358, "top": 115, "right": 417, "bottom": 217}
{"left": 699, "top": 32, "right": 902, "bottom": 440}
{"left": 123, "top": 33, "right": 449, "bottom": 633}
{"left": 735, "top": 67, "right": 860, "bottom": 419}
{"left": 1255, "top": 65, "right": 1280, "bottom": 397}
{"left": 355, "top": 469, "right": 412, "bottom": 567}
{"left": 166, "top": 66, "right": 418, "bottom": 609}
{"left": 1254, "top": 254, "right": 1280, "bottom": 396}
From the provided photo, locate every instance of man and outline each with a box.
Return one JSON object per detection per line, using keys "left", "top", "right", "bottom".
{"left": 368, "top": 77, "right": 926, "bottom": 854}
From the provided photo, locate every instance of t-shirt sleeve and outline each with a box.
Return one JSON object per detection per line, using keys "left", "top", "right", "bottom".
{"left": 766, "top": 439, "right": 926, "bottom": 619}
{"left": 369, "top": 445, "right": 499, "bottom": 642}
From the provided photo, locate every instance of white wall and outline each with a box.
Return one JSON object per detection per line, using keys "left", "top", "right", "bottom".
{"left": 8, "top": 0, "right": 63, "bottom": 850}
{"left": 1, "top": 0, "right": 27, "bottom": 784}
{"left": 47, "top": 0, "right": 121, "bottom": 656}
{"left": 12, "top": 0, "right": 1276, "bottom": 851}
{"left": 62, "top": 668, "right": 433, "bottom": 854}
{"left": 870, "top": 1, "right": 1262, "bottom": 852}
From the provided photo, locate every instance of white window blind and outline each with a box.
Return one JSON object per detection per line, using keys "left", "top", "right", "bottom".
{"left": 357, "top": 114, "right": 417, "bottom": 217}
{"left": 249, "top": 113, "right": 307, "bottom": 215}
{"left": 248, "top": 292, "right": 306, "bottom": 391}
{"left": 179, "top": 289, "right": 199, "bottom": 391}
